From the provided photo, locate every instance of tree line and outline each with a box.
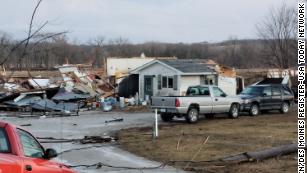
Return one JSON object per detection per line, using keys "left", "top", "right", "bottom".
{"left": 0, "top": 4, "right": 297, "bottom": 70}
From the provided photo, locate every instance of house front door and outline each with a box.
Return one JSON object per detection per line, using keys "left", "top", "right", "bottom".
{"left": 144, "top": 76, "right": 153, "bottom": 100}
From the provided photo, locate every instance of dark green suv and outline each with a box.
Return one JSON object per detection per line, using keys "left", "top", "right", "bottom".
{"left": 239, "top": 84, "right": 294, "bottom": 116}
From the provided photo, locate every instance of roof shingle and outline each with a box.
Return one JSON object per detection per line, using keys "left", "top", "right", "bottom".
{"left": 159, "top": 59, "right": 215, "bottom": 73}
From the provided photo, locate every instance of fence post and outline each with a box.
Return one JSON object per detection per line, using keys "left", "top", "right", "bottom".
{"left": 154, "top": 109, "right": 158, "bottom": 137}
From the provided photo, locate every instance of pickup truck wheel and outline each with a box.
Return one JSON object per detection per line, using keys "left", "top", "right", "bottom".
{"left": 229, "top": 104, "right": 239, "bottom": 119}
{"left": 249, "top": 104, "right": 259, "bottom": 116}
{"left": 160, "top": 113, "right": 174, "bottom": 122}
{"left": 280, "top": 102, "right": 290, "bottom": 114}
{"left": 186, "top": 108, "right": 199, "bottom": 123}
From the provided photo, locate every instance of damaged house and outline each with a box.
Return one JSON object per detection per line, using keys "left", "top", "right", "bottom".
{"left": 128, "top": 59, "right": 244, "bottom": 100}
{"left": 106, "top": 56, "right": 176, "bottom": 98}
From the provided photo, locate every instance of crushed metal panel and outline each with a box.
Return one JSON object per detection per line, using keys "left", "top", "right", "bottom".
{"left": 4, "top": 83, "right": 24, "bottom": 92}
{"left": 218, "top": 76, "right": 237, "bottom": 96}
{"left": 4, "top": 96, "right": 42, "bottom": 107}
{"left": 31, "top": 99, "right": 61, "bottom": 111}
{"left": 52, "top": 88, "right": 90, "bottom": 101}
{"left": 28, "top": 79, "right": 52, "bottom": 88}
{"left": 31, "top": 99, "right": 79, "bottom": 112}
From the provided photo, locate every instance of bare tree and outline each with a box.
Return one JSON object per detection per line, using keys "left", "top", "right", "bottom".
{"left": 256, "top": 4, "right": 297, "bottom": 69}
{"left": 2, "top": 0, "right": 68, "bottom": 88}
{"left": 108, "top": 37, "right": 130, "bottom": 57}
{"left": 88, "top": 36, "right": 106, "bottom": 68}
{"left": 0, "top": 32, "right": 11, "bottom": 65}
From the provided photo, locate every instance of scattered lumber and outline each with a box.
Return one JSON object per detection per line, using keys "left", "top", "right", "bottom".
{"left": 80, "top": 136, "right": 117, "bottom": 144}
{"left": 105, "top": 118, "right": 123, "bottom": 123}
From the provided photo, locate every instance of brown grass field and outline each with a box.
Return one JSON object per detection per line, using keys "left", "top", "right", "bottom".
{"left": 118, "top": 108, "right": 298, "bottom": 173}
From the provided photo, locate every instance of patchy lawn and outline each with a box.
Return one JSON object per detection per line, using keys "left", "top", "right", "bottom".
{"left": 117, "top": 109, "right": 297, "bottom": 173}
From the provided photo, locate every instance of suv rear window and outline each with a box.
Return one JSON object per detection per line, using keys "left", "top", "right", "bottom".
{"left": 0, "top": 128, "right": 10, "bottom": 153}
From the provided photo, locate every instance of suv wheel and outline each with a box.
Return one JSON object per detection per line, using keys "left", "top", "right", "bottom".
{"left": 160, "top": 113, "right": 174, "bottom": 122}
{"left": 229, "top": 104, "right": 239, "bottom": 119}
{"left": 249, "top": 104, "right": 259, "bottom": 116}
{"left": 186, "top": 108, "right": 199, "bottom": 123}
{"left": 280, "top": 102, "right": 290, "bottom": 114}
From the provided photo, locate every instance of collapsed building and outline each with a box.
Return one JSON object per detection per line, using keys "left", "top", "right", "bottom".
{"left": 0, "top": 64, "right": 114, "bottom": 114}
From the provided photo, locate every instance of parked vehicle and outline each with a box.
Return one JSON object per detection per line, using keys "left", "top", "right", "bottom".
{"left": 291, "top": 86, "right": 298, "bottom": 103}
{"left": 151, "top": 85, "right": 242, "bottom": 123}
{"left": 0, "top": 121, "right": 76, "bottom": 173}
{"left": 239, "top": 84, "right": 294, "bottom": 116}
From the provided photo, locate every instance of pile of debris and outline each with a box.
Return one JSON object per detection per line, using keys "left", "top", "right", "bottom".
{"left": 0, "top": 64, "right": 117, "bottom": 115}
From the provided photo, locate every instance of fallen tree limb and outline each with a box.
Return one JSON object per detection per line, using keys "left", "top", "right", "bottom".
{"left": 220, "top": 143, "right": 298, "bottom": 163}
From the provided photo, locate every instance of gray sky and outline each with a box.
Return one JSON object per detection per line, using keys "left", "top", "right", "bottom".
{"left": 0, "top": 0, "right": 296, "bottom": 43}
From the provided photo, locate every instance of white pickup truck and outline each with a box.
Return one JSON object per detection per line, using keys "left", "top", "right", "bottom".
{"left": 151, "top": 85, "right": 242, "bottom": 123}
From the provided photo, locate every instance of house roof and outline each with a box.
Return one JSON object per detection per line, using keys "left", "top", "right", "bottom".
{"left": 131, "top": 59, "right": 216, "bottom": 75}
{"left": 159, "top": 60, "right": 215, "bottom": 73}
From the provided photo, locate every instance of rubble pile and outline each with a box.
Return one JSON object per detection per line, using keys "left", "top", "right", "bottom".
{"left": 0, "top": 64, "right": 117, "bottom": 115}
{"left": 0, "top": 63, "right": 147, "bottom": 116}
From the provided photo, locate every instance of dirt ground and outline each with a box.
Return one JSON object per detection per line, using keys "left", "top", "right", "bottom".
{"left": 118, "top": 109, "right": 298, "bottom": 173}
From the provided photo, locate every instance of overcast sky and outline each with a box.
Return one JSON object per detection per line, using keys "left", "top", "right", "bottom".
{"left": 0, "top": 0, "right": 296, "bottom": 44}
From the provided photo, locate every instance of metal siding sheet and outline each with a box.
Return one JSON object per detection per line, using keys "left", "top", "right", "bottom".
{"left": 218, "top": 76, "right": 237, "bottom": 96}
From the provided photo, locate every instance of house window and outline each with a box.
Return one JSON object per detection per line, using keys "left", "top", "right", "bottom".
{"left": 161, "top": 76, "right": 176, "bottom": 89}
{"left": 162, "top": 76, "right": 168, "bottom": 88}
{"left": 203, "top": 75, "right": 216, "bottom": 85}
{"left": 168, "top": 77, "right": 173, "bottom": 88}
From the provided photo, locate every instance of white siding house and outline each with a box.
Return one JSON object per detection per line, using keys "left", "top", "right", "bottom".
{"left": 130, "top": 59, "right": 219, "bottom": 100}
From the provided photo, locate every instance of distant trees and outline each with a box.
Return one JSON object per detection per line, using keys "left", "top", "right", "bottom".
{"left": 0, "top": 32, "right": 11, "bottom": 66}
{"left": 88, "top": 36, "right": 106, "bottom": 68}
{"left": 0, "top": 37, "right": 272, "bottom": 69}
{"left": 217, "top": 38, "right": 264, "bottom": 68}
{"left": 0, "top": 3, "right": 296, "bottom": 70}
{"left": 256, "top": 4, "right": 297, "bottom": 69}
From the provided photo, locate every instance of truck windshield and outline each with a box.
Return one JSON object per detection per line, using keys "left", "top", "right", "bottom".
{"left": 241, "top": 86, "right": 264, "bottom": 96}
{"left": 0, "top": 128, "right": 10, "bottom": 153}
